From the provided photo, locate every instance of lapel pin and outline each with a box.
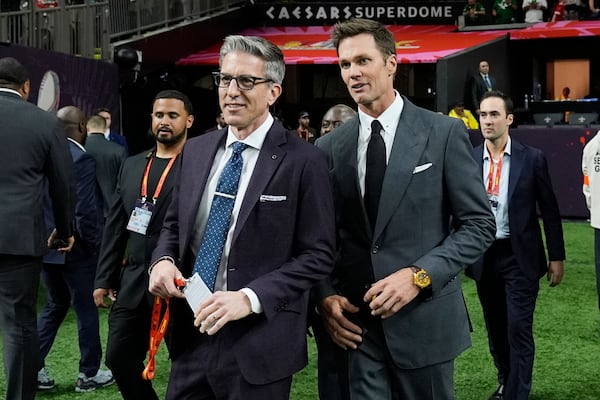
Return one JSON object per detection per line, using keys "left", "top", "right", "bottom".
{"left": 271, "top": 154, "right": 278, "bottom": 160}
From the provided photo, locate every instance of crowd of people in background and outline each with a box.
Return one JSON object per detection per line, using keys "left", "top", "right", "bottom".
{"left": 2, "top": 15, "right": 599, "bottom": 400}
{"left": 462, "top": 0, "right": 599, "bottom": 25}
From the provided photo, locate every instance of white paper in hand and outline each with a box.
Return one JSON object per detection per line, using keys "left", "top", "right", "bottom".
{"left": 182, "top": 273, "right": 213, "bottom": 313}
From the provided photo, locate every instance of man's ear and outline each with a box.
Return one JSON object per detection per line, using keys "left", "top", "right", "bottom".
{"left": 186, "top": 115, "right": 195, "bottom": 129}
{"left": 267, "top": 83, "right": 282, "bottom": 107}
{"left": 507, "top": 113, "right": 514, "bottom": 126}
{"left": 20, "top": 80, "right": 30, "bottom": 101}
{"left": 386, "top": 54, "right": 397, "bottom": 77}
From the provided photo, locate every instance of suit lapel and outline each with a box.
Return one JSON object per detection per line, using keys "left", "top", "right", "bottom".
{"left": 232, "top": 123, "right": 286, "bottom": 244}
{"left": 508, "top": 139, "right": 524, "bottom": 204}
{"left": 335, "top": 119, "right": 364, "bottom": 203}
{"left": 374, "top": 100, "right": 428, "bottom": 240}
{"left": 332, "top": 118, "right": 373, "bottom": 239}
{"left": 181, "top": 133, "right": 225, "bottom": 246}
{"left": 149, "top": 160, "right": 177, "bottom": 227}
{"left": 475, "top": 145, "right": 485, "bottom": 171}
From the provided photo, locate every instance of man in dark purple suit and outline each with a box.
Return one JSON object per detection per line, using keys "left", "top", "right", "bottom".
{"left": 148, "top": 35, "right": 335, "bottom": 399}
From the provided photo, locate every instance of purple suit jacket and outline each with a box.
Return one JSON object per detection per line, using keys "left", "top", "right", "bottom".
{"left": 152, "top": 120, "right": 335, "bottom": 384}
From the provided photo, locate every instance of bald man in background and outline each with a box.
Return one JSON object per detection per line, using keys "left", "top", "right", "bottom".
{"left": 37, "top": 106, "right": 114, "bottom": 393}
{"left": 311, "top": 103, "right": 357, "bottom": 400}
{"left": 320, "top": 104, "right": 357, "bottom": 136}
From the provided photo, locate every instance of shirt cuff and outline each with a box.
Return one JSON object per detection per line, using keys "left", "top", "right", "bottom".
{"left": 240, "top": 288, "right": 263, "bottom": 314}
{"left": 148, "top": 255, "right": 175, "bottom": 276}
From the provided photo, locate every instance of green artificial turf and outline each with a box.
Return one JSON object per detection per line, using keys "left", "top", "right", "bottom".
{"left": 0, "top": 221, "right": 598, "bottom": 399}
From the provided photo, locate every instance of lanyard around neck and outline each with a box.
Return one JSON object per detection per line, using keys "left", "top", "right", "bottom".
{"left": 486, "top": 145, "right": 506, "bottom": 197}
{"left": 141, "top": 153, "right": 179, "bottom": 204}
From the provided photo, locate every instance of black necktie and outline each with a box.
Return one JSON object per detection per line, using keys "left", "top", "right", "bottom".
{"left": 365, "top": 120, "right": 386, "bottom": 232}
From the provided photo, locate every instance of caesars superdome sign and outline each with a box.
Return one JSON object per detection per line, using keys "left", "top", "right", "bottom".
{"left": 256, "top": 2, "right": 464, "bottom": 25}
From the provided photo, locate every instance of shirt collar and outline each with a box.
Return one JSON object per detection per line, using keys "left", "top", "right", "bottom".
{"left": 67, "top": 137, "right": 86, "bottom": 152}
{"left": 483, "top": 135, "right": 512, "bottom": 160}
{"left": 358, "top": 90, "right": 404, "bottom": 136}
{"left": 0, "top": 88, "right": 22, "bottom": 97}
{"left": 225, "top": 113, "right": 273, "bottom": 151}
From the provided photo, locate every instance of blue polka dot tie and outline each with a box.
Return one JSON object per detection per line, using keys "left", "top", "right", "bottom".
{"left": 193, "top": 141, "right": 247, "bottom": 291}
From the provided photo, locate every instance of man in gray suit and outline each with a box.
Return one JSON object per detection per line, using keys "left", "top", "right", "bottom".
{"left": 85, "top": 114, "right": 127, "bottom": 218}
{"left": 0, "top": 57, "right": 74, "bottom": 400}
{"left": 314, "top": 19, "right": 496, "bottom": 399}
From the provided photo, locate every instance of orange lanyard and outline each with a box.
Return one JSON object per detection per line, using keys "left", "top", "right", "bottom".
{"left": 142, "top": 278, "right": 185, "bottom": 381}
{"left": 142, "top": 296, "right": 170, "bottom": 380}
{"left": 141, "top": 153, "right": 178, "bottom": 204}
{"left": 297, "top": 129, "right": 309, "bottom": 141}
{"left": 486, "top": 146, "right": 505, "bottom": 197}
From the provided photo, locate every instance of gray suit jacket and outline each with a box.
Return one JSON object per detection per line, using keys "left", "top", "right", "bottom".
{"left": 315, "top": 96, "right": 496, "bottom": 369}
{"left": 0, "top": 90, "right": 74, "bottom": 256}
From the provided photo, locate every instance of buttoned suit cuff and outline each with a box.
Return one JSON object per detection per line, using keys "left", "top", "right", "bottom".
{"left": 240, "top": 288, "right": 263, "bottom": 314}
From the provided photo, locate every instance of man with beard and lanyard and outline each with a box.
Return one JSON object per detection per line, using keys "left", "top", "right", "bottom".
{"left": 93, "top": 90, "right": 194, "bottom": 400}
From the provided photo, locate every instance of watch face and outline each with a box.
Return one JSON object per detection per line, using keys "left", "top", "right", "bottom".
{"left": 414, "top": 270, "right": 431, "bottom": 288}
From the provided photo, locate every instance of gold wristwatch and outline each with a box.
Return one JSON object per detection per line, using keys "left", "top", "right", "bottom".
{"left": 410, "top": 266, "right": 431, "bottom": 289}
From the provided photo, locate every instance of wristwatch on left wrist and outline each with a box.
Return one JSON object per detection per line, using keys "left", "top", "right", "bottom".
{"left": 410, "top": 266, "right": 432, "bottom": 289}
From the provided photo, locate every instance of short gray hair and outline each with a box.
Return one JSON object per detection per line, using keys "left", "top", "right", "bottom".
{"left": 219, "top": 35, "right": 285, "bottom": 85}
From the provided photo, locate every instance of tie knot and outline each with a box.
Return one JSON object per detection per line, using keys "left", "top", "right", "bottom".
{"left": 231, "top": 141, "right": 247, "bottom": 155}
{"left": 371, "top": 120, "right": 383, "bottom": 136}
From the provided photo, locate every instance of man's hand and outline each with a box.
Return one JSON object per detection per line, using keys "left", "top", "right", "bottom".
{"left": 319, "top": 295, "right": 362, "bottom": 350}
{"left": 547, "top": 260, "right": 565, "bottom": 287}
{"left": 194, "top": 291, "right": 252, "bottom": 335}
{"left": 364, "top": 268, "right": 420, "bottom": 319}
{"left": 93, "top": 288, "right": 116, "bottom": 308}
{"left": 148, "top": 259, "right": 185, "bottom": 299}
{"left": 47, "top": 229, "right": 75, "bottom": 253}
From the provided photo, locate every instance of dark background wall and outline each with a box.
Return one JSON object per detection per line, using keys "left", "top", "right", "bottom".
{"left": 0, "top": 44, "right": 120, "bottom": 128}
{"left": 437, "top": 35, "right": 510, "bottom": 114}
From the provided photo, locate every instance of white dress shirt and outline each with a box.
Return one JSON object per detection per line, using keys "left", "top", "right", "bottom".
{"left": 357, "top": 91, "right": 403, "bottom": 197}
{"left": 190, "top": 114, "right": 274, "bottom": 313}
{"left": 483, "top": 136, "right": 512, "bottom": 239}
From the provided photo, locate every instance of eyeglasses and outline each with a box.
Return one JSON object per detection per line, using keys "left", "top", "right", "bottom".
{"left": 212, "top": 72, "right": 273, "bottom": 91}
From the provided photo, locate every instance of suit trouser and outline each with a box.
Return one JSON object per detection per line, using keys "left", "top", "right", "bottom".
{"left": 476, "top": 238, "right": 539, "bottom": 400}
{"left": 38, "top": 259, "right": 102, "bottom": 378}
{"left": 311, "top": 311, "right": 351, "bottom": 400}
{"left": 166, "top": 331, "right": 292, "bottom": 400}
{"left": 0, "top": 255, "right": 41, "bottom": 400}
{"left": 347, "top": 319, "right": 454, "bottom": 400}
{"left": 106, "top": 295, "right": 159, "bottom": 400}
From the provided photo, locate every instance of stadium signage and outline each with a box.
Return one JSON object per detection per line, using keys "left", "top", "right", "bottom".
{"left": 258, "top": 2, "right": 463, "bottom": 25}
